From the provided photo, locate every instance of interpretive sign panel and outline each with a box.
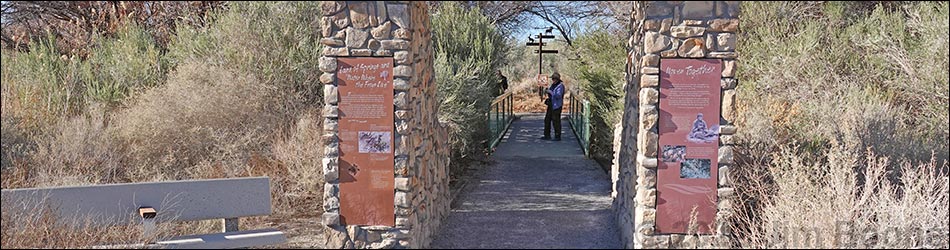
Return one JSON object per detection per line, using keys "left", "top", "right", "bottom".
{"left": 337, "top": 57, "right": 395, "bottom": 226}
{"left": 656, "top": 58, "right": 721, "bottom": 234}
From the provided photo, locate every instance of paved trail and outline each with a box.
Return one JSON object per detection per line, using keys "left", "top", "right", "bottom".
{"left": 431, "top": 114, "right": 621, "bottom": 249}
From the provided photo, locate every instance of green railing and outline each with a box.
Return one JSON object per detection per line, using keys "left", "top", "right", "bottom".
{"left": 568, "top": 91, "right": 590, "bottom": 157}
{"left": 488, "top": 92, "right": 514, "bottom": 151}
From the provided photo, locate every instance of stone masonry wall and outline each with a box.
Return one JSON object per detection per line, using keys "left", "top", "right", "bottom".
{"left": 615, "top": 1, "right": 740, "bottom": 248}
{"left": 318, "top": 1, "right": 451, "bottom": 249}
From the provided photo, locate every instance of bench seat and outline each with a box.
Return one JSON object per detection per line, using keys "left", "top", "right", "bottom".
{"left": 157, "top": 228, "right": 287, "bottom": 249}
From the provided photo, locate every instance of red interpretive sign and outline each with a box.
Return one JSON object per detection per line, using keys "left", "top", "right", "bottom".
{"left": 656, "top": 58, "right": 722, "bottom": 234}
{"left": 337, "top": 57, "right": 395, "bottom": 226}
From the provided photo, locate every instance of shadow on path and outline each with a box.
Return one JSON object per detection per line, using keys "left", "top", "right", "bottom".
{"left": 431, "top": 114, "right": 620, "bottom": 249}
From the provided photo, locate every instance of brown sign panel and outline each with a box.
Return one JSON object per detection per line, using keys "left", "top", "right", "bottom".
{"left": 656, "top": 58, "right": 721, "bottom": 234}
{"left": 337, "top": 57, "right": 395, "bottom": 226}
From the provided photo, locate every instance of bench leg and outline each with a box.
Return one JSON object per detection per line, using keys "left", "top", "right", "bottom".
{"left": 222, "top": 217, "right": 240, "bottom": 233}
{"left": 142, "top": 218, "right": 157, "bottom": 243}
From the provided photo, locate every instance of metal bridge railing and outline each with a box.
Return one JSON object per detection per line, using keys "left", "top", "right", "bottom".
{"left": 568, "top": 91, "right": 590, "bottom": 157}
{"left": 488, "top": 91, "right": 514, "bottom": 151}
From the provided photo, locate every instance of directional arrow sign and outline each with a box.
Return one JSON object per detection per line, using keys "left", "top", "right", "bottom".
{"left": 534, "top": 49, "right": 559, "bottom": 54}
{"left": 525, "top": 42, "right": 547, "bottom": 46}
{"left": 539, "top": 35, "right": 556, "bottom": 39}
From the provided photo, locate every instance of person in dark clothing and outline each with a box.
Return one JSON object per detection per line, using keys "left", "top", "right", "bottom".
{"left": 542, "top": 72, "right": 565, "bottom": 141}
{"left": 496, "top": 70, "right": 509, "bottom": 95}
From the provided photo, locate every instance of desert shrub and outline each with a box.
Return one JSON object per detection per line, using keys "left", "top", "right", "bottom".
{"left": 737, "top": 1, "right": 948, "bottom": 160}
{"left": 167, "top": 1, "right": 323, "bottom": 115}
{"left": 1, "top": 1, "right": 324, "bottom": 247}
{"left": 1, "top": 36, "right": 85, "bottom": 131}
{"left": 431, "top": 2, "right": 508, "bottom": 171}
{"left": 733, "top": 1, "right": 950, "bottom": 248}
{"left": 1, "top": 23, "right": 168, "bottom": 130}
{"left": 565, "top": 29, "right": 626, "bottom": 167}
{"left": 22, "top": 104, "right": 124, "bottom": 188}
{"left": 270, "top": 111, "right": 325, "bottom": 211}
{"left": 0, "top": 115, "right": 31, "bottom": 174}
{"left": 159, "top": 1, "right": 325, "bottom": 215}
{"left": 113, "top": 60, "right": 280, "bottom": 181}
{"left": 733, "top": 141, "right": 949, "bottom": 248}
{"left": 81, "top": 24, "right": 168, "bottom": 105}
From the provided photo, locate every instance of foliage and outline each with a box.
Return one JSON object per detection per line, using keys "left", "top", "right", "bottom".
{"left": 733, "top": 1, "right": 949, "bottom": 248}
{"left": 1, "top": 1, "right": 325, "bottom": 222}
{"left": 432, "top": 2, "right": 508, "bottom": 168}
{"left": 167, "top": 1, "right": 324, "bottom": 114}
{"left": 1, "top": 35, "right": 85, "bottom": 131}
{"left": 82, "top": 24, "right": 168, "bottom": 105}
{"left": 1, "top": 22, "right": 167, "bottom": 130}
{"left": 566, "top": 28, "right": 625, "bottom": 165}
{"left": 1, "top": 1, "right": 223, "bottom": 54}
{"left": 737, "top": 1, "right": 948, "bottom": 160}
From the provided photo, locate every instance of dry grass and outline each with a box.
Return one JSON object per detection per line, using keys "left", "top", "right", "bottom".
{"left": 0, "top": 193, "right": 245, "bottom": 249}
{"left": 113, "top": 60, "right": 279, "bottom": 182}
{"left": 732, "top": 142, "right": 949, "bottom": 248}
{"left": 269, "top": 111, "right": 326, "bottom": 214}
{"left": 1, "top": 2, "right": 325, "bottom": 247}
{"left": 732, "top": 2, "right": 950, "bottom": 248}
{"left": 1, "top": 206, "right": 163, "bottom": 249}
{"left": 18, "top": 105, "right": 124, "bottom": 188}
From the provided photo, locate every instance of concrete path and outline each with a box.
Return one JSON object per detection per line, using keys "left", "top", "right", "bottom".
{"left": 431, "top": 114, "right": 621, "bottom": 249}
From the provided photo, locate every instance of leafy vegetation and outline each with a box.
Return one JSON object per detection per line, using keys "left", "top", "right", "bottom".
{"left": 2, "top": 5, "right": 325, "bottom": 247}
{"left": 565, "top": 28, "right": 626, "bottom": 167}
{"left": 431, "top": 2, "right": 509, "bottom": 175}
{"left": 733, "top": 1, "right": 949, "bottom": 248}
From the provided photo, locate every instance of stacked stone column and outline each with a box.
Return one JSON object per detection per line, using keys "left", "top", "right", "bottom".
{"left": 318, "top": 1, "right": 451, "bottom": 249}
{"left": 615, "top": 1, "right": 740, "bottom": 248}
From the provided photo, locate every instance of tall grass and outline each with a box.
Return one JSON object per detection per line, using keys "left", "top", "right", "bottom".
{"left": 431, "top": 2, "right": 508, "bottom": 172}
{"left": 734, "top": 142, "right": 949, "bottom": 248}
{"left": 1, "top": 35, "right": 85, "bottom": 131}
{"left": 82, "top": 24, "right": 168, "bottom": 105}
{"left": 733, "top": 1, "right": 950, "bottom": 248}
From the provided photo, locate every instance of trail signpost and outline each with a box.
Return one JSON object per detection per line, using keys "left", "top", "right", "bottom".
{"left": 526, "top": 28, "right": 558, "bottom": 100}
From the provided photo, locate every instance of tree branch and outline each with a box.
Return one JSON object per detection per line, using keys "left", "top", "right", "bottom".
{"left": 524, "top": 9, "right": 573, "bottom": 46}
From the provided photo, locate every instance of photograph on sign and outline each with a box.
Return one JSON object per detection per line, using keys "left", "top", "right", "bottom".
{"left": 687, "top": 113, "right": 719, "bottom": 143}
{"left": 358, "top": 131, "right": 391, "bottom": 153}
{"left": 680, "top": 158, "right": 711, "bottom": 179}
{"left": 662, "top": 145, "right": 686, "bottom": 163}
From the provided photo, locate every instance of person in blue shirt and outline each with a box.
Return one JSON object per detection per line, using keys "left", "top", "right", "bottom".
{"left": 542, "top": 72, "right": 565, "bottom": 141}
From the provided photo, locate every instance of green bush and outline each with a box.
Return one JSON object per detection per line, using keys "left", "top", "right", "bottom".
{"left": 566, "top": 29, "right": 626, "bottom": 165}
{"left": 167, "top": 1, "right": 324, "bottom": 113}
{"left": 737, "top": 1, "right": 948, "bottom": 161}
{"left": 734, "top": 1, "right": 949, "bottom": 248}
{"left": 82, "top": 24, "right": 167, "bottom": 105}
{"left": 432, "top": 2, "right": 508, "bottom": 166}
{"left": 1, "top": 35, "right": 85, "bottom": 131}
{"left": 1, "top": 23, "right": 167, "bottom": 132}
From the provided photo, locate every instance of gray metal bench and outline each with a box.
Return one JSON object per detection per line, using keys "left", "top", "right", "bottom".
{"left": 0, "top": 177, "right": 287, "bottom": 249}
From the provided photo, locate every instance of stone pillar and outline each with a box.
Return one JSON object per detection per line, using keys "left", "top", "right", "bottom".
{"left": 615, "top": 1, "right": 740, "bottom": 248}
{"left": 318, "top": 1, "right": 451, "bottom": 249}
{"left": 614, "top": 2, "right": 646, "bottom": 249}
